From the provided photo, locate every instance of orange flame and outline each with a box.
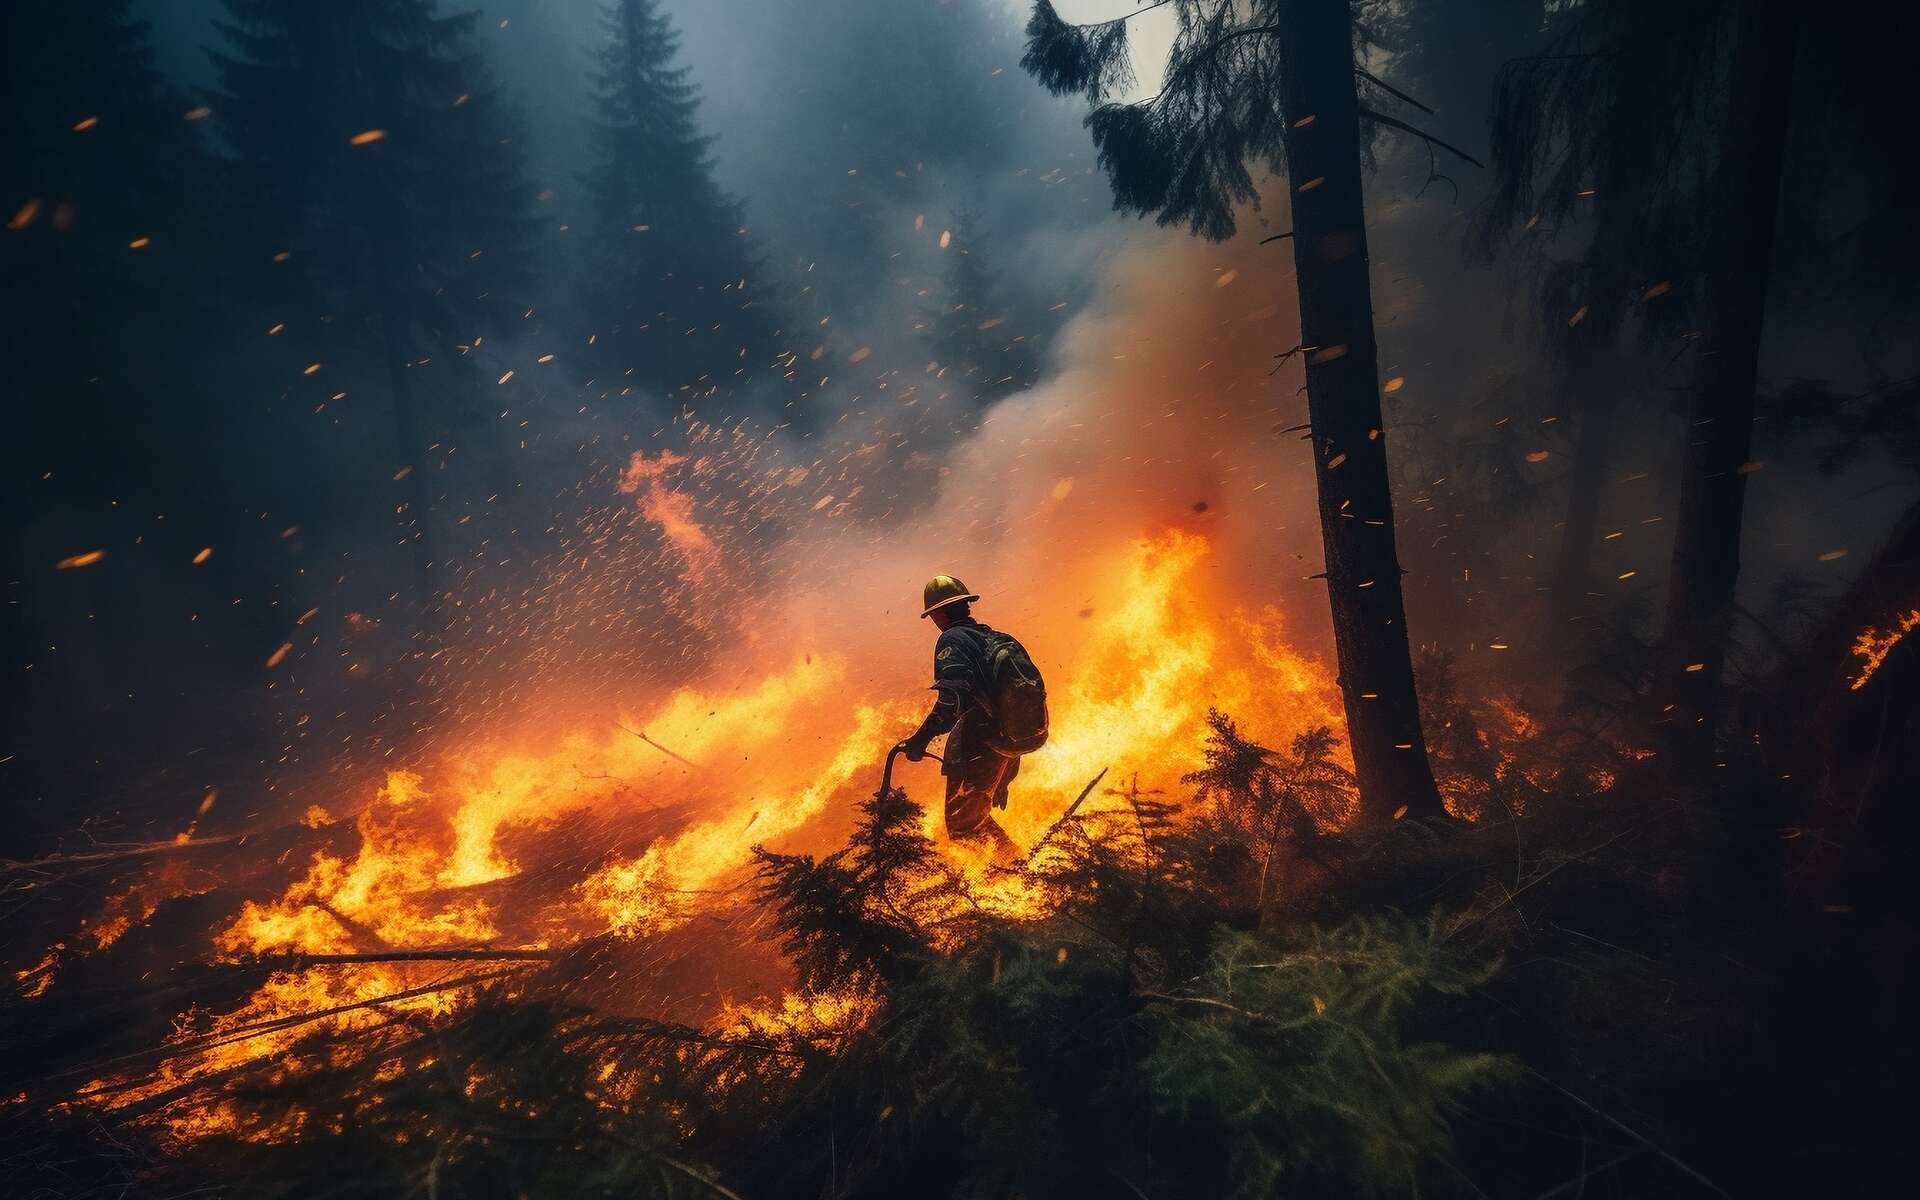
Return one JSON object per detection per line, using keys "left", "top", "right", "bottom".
{"left": 56, "top": 203, "right": 1364, "bottom": 1137}
{"left": 1849, "top": 609, "right": 1920, "bottom": 691}
{"left": 619, "top": 450, "right": 720, "bottom": 582}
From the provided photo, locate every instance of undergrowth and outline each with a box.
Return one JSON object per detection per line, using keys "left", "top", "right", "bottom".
{"left": 15, "top": 699, "right": 1795, "bottom": 1199}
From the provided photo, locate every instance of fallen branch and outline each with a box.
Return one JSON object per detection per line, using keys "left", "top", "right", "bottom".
{"left": 1135, "top": 990, "right": 1309, "bottom": 1030}
{"left": 44, "top": 969, "right": 523, "bottom": 1090}
{"left": 238, "top": 947, "right": 566, "bottom": 968}
{"left": 1018, "top": 767, "right": 1110, "bottom": 867}
{"left": 618, "top": 723, "right": 702, "bottom": 771}
{"left": 1528, "top": 1069, "right": 1730, "bottom": 1197}
{"left": 1, "top": 834, "right": 243, "bottom": 875}
{"left": 575, "top": 1014, "right": 802, "bottom": 1060}
{"left": 648, "top": 1150, "right": 750, "bottom": 1200}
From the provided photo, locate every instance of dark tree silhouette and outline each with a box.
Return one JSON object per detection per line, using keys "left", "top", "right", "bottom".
{"left": 1022, "top": 0, "right": 1478, "bottom": 822}
{"left": 209, "top": 0, "right": 539, "bottom": 610}
{"left": 1475, "top": 0, "right": 1806, "bottom": 763}
{"left": 3, "top": 0, "right": 215, "bottom": 441}
{"left": 1476, "top": 0, "right": 1723, "bottom": 635}
{"left": 1, "top": 0, "right": 237, "bottom": 840}
{"left": 923, "top": 207, "right": 1039, "bottom": 407}
{"left": 1662, "top": 0, "right": 1801, "bottom": 759}
{"left": 1480, "top": 0, "right": 1845, "bottom": 763}
{"left": 582, "top": 0, "right": 779, "bottom": 403}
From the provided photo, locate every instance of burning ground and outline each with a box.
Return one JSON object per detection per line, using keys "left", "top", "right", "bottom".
{"left": 6, "top": 217, "right": 1370, "bottom": 1144}
{"left": 8, "top": 170, "right": 1918, "bottom": 1200}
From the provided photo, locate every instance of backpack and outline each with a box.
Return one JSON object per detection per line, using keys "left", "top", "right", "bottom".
{"left": 979, "top": 630, "right": 1049, "bottom": 755}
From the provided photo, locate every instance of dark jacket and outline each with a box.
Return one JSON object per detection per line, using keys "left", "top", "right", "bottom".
{"left": 909, "top": 617, "right": 1003, "bottom": 775}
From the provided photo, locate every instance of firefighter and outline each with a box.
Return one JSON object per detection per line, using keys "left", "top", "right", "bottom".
{"left": 895, "top": 574, "right": 1020, "bottom": 841}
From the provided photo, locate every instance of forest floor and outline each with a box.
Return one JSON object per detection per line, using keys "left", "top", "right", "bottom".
{"left": 2, "top": 634, "right": 1915, "bottom": 1199}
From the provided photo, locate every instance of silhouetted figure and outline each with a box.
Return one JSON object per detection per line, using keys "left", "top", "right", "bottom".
{"left": 896, "top": 575, "right": 1047, "bottom": 845}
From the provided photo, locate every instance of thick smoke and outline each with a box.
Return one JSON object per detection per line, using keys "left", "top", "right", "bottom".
{"left": 761, "top": 209, "right": 1333, "bottom": 679}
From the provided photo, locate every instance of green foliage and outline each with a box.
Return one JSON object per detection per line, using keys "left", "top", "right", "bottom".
{"left": 77, "top": 713, "right": 1677, "bottom": 1199}
{"left": 741, "top": 775, "right": 1518, "bottom": 1198}
{"left": 751, "top": 783, "right": 955, "bottom": 991}
{"left": 1184, "top": 709, "right": 1353, "bottom": 906}
{"left": 1138, "top": 917, "right": 1519, "bottom": 1198}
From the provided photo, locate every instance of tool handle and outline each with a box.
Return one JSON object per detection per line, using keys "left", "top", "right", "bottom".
{"left": 877, "top": 744, "right": 942, "bottom": 797}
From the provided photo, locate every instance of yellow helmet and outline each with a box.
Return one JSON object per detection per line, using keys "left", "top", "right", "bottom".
{"left": 920, "top": 574, "right": 979, "bottom": 618}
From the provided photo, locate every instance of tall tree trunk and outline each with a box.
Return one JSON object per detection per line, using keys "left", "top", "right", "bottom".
{"left": 1278, "top": 0, "right": 1445, "bottom": 823}
{"left": 1662, "top": 0, "right": 1799, "bottom": 765}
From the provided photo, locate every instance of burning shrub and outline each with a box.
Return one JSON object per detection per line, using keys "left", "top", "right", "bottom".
{"left": 1182, "top": 708, "right": 1355, "bottom": 911}
{"left": 750, "top": 781, "right": 965, "bottom": 993}
{"left": 18, "top": 700, "right": 1754, "bottom": 1200}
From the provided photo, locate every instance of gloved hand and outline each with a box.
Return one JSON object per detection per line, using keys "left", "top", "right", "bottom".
{"left": 899, "top": 735, "right": 929, "bottom": 763}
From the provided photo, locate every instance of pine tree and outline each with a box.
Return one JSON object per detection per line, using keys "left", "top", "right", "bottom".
{"left": 1479, "top": 0, "right": 1811, "bottom": 762}
{"left": 1476, "top": 0, "right": 1722, "bottom": 638}
{"left": 1184, "top": 710, "right": 1353, "bottom": 909}
{"left": 1661, "top": 0, "right": 1800, "bottom": 761}
{"left": 582, "top": 0, "right": 778, "bottom": 402}
{"left": 3, "top": 1, "right": 213, "bottom": 418}
{"left": 3, "top": 1, "right": 227, "bottom": 819}
{"left": 751, "top": 783, "right": 957, "bottom": 991}
{"left": 1022, "top": 0, "right": 1471, "bottom": 822}
{"left": 5, "top": 0, "right": 214, "bottom": 534}
{"left": 208, "top": 0, "right": 539, "bottom": 607}
{"left": 924, "top": 207, "right": 1039, "bottom": 407}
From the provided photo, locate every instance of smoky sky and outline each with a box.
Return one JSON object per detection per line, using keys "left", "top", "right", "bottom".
{"left": 122, "top": 0, "right": 1920, "bottom": 572}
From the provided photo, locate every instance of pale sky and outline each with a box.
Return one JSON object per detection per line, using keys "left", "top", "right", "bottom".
{"left": 1042, "top": 0, "right": 1177, "bottom": 103}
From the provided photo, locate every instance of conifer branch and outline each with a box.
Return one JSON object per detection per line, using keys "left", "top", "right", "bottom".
{"left": 38, "top": 970, "right": 522, "bottom": 1090}
{"left": 1052, "top": 0, "right": 1174, "bottom": 29}
{"left": 1150, "top": 24, "right": 1283, "bottom": 110}
{"left": 1020, "top": 766, "right": 1111, "bottom": 865}
{"left": 576, "top": 1014, "right": 802, "bottom": 1060}
{"left": 647, "top": 1150, "right": 751, "bottom": 1200}
{"left": 1356, "top": 107, "right": 1486, "bottom": 168}
{"left": 1, "top": 834, "right": 244, "bottom": 874}
{"left": 1354, "top": 66, "right": 1436, "bottom": 115}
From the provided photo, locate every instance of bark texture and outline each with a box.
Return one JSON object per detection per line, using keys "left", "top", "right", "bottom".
{"left": 1279, "top": 0, "right": 1444, "bottom": 822}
